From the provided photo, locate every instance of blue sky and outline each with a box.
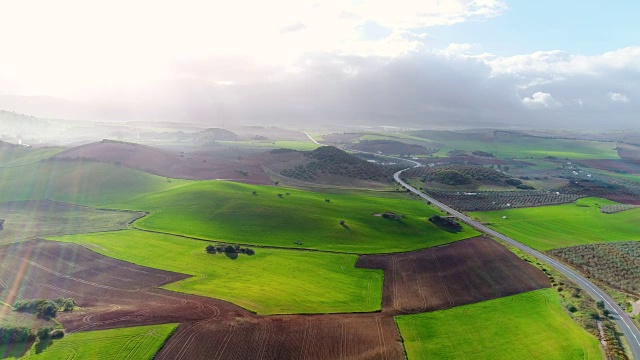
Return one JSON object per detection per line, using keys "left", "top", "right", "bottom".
{"left": 424, "top": 1, "right": 640, "bottom": 55}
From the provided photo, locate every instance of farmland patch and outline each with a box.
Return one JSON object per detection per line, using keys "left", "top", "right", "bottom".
{"left": 357, "top": 236, "right": 549, "bottom": 314}
{"left": 395, "top": 289, "right": 602, "bottom": 360}
{"left": 472, "top": 197, "right": 640, "bottom": 250}
{"left": 0, "top": 200, "right": 144, "bottom": 245}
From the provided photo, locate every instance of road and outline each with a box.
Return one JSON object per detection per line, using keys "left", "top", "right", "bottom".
{"left": 304, "top": 132, "right": 321, "bottom": 145}
{"left": 393, "top": 165, "right": 640, "bottom": 359}
{"left": 307, "top": 133, "right": 640, "bottom": 358}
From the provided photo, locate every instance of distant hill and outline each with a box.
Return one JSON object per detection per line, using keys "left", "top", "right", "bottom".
{"left": 53, "top": 140, "right": 271, "bottom": 183}
{"left": 278, "top": 146, "right": 400, "bottom": 184}
{"left": 193, "top": 128, "right": 239, "bottom": 143}
{"left": 351, "top": 139, "right": 438, "bottom": 156}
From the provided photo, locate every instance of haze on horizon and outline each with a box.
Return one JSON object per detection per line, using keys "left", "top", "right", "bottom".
{"left": 0, "top": 0, "right": 638, "bottom": 129}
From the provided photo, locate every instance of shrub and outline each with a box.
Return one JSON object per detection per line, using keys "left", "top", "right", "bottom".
{"left": 205, "top": 245, "right": 216, "bottom": 254}
{"left": 224, "top": 245, "right": 237, "bottom": 254}
{"left": 0, "top": 327, "right": 32, "bottom": 345}
{"left": 245, "top": 248, "right": 255, "bottom": 255}
{"left": 36, "top": 327, "right": 54, "bottom": 341}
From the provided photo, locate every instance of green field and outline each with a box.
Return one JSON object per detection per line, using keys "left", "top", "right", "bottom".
{"left": 402, "top": 132, "right": 619, "bottom": 159}
{"left": 395, "top": 289, "right": 602, "bottom": 360}
{"left": 0, "top": 147, "right": 64, "bottom": 167}
{"left": 471, "top": 197, "right": 640, "bottom": 250}
{"left": 52, "top": 230, "right": 383, "bottom": 315}
{"left": 218, "top": 140, "right": 320, "bottom": 150}
{"left": 0, "top": 161, "right": 190, "bottom": 205}
{"left": 0, "top": 200, "right": 144, "bottom": 245}
{"left": 21, "top": 323, "right": 176, "bottom": 360}
{"left": 111, "top": 180, "right": 478, "bottom": 253}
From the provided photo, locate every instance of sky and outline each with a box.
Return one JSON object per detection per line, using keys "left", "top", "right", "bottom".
{"left": 0, "top": 0, "right": 638, "bottom": 129}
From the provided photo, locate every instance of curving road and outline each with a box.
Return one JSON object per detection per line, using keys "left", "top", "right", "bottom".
{"left": 308, "top": 133, "right": 640, "bottom": 358}
{"left": 393, "top": 164, "right": 640, "bottom": 359}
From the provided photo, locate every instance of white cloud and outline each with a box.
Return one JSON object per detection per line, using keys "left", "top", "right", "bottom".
{"left": 608, "top": 92, "right": 630, "bottom": 103}
{"left": 522, "top": 92, "right": 562, "bottom": 109}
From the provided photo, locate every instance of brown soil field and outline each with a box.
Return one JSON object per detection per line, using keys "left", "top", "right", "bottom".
{"left": 0, "top": 200, "right": 145, "bottom": 245}
{"left": 576, "top": 159, "right": 640, "bottom": 174}
{"left": 357, "top": 236, "right": 550, "bottom": 314}
{"left": 0, "top": 240, "right": 405, "bottom": 359}
{"left": 53, "top": 140, "right": 273, "bottom": 184}
{"left": 156, "top": 314, "right": 404, "bottom": 360}
{"left": 0, "top": 240, "right": 250, "bottom": 333}
{"left": 617, "top": 143, "right": 640, "bottom": 162}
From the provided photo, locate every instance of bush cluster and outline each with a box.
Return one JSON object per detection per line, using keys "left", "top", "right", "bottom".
{"left": 14, "top": 298, "right": 76, "bottom": 318}
{"left": 206, "top": 244, "right": 255, "bottom": 256}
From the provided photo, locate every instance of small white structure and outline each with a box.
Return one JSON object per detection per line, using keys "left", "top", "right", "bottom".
{"left": 502, "top": 216, "right": 507, "bottom": 219}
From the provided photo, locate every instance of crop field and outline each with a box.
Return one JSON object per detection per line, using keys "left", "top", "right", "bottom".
{"left": 53, "top": 230, "right": 383, "bottom": 315}
{"left": 427, "top": 190, "right": 583, "bottom": 211}
{"left": 156, "top": 314, "right": 404, "bottom": 360}
{"left": 112, "top": 180, "right": 478, "bottom": 253}
{"left": 218, "top": 140, "right": 320, "bottom": 151}
{"left": 0, "top": 240, "right": 245, "bottom": 333}
{"left": 409, "top": 131, "right": 619, "bottom": 159}
{"left": 471, "top": 197, "right": 640, "bottom": 250}
{"left": 395, "top": 289, "right": 602, "bottom": 360}
{"left": 0, "top": 161, "right": 190, "bottom": 205}
{"left": 0, "top": 200, "right": 144, "bottom": 245}
{"left": 549, "top": 241, "right": 640, "bottom": 296}
{"left": 357, "top": 236, "right": 549, "bottom": 314}
{"left": 21, "top": 323, "right": 177, "bottom": 360}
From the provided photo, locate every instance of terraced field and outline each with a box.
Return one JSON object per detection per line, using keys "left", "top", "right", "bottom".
{"left": 471, "top": 197, "right": 640, "bottom": 250}
{"left": 53, "top": 230, "right": 383, "bottom": 315}
{"left": 395, "top": 289, "right": 602, "bottom": 360}
{"left": 21, "top": 324, "right": 177, "bottom": 360}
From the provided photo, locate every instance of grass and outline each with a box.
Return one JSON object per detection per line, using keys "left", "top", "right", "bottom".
{"left": 471, "top": 197, "right": 640, "bottom": 250}
{"left": 0, "top": 160, "right": 190, "bottom": 205}
{"left": 0, "top": 305, "right": 55, "bottom": 330}
{"left": 52, "top": 230, "right": 383, "bottom": 315}
{"left": 21, "top": 323, "right": 177, "bottom": 360}
{"left": 395, "top": 289, "right": 602, "bottom": 360}
{"left": 218, "top": 140, "right": 320, "bottom": 150}
{"left": 0, "top": 147, "right": 64, "bottom": 168}
{"left": 111, "top": 180, "right": 478, "bottom": 254}
{"left": 0, "top": 200, "right": 144, "bottom": 245}
{"left": 409, "top": 132, "right": 619, "bottom": 160}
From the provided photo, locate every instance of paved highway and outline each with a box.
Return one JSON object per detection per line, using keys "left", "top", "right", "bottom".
{"left": 393, "top": 164, "right": 640, "bottom": 359}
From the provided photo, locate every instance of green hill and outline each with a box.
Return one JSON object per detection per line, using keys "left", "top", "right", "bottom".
{"left": 112, "top": 180, "right": 478, "bottom": 253}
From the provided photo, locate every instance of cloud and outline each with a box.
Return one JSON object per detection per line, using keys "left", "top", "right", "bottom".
{"left": 522, "top": 92, "right": 562, "bottom": 109}
{"left": 608, "top": 92, "right": 630, "bottom": 103}
{"left": 281, "top": 22, "right": 307, "bottom": 34}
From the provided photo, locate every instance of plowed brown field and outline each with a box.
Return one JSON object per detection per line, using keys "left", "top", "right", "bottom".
{"left": 3, "top": 237, "right": 550, "bottom": 359}
{"left": 357, "top": 236, "right": 550, "bottom": 314}
{"left": 0, "top": 240, "right": 250, "bottom": 333}
{"left": 155, "top": 314, "right": 404, "bottom": 360}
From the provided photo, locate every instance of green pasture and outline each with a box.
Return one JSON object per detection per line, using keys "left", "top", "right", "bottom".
{"left": 52, "top": 230, "right": 383, "bottom": 315}
{"left": 0, "top": 147, "right": 64, "bottom": 168}
{"left": 407, "top": 132, "right": 618, "bottom": 159}
{"left": 21, "top": 323, "right": 176, "bottom": 360}
{"left": 218, "top": 140, "right": 320, "bottom": 150}
{"left": 0, "top": 200, "right": 143, "bottom": 245}
{"left": 395, "top": 289, "right": 602, "bottom": 360}
{"left": 471, "top": 197, "right": 640, "bottom": 250}
{"left": 113, "top": 180, "right": 478, "bottom": 253}
{"left": 0, "top": 161, "right": 190, "bottom": 205}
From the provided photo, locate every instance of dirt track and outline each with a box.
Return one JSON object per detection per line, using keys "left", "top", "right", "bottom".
{"left": 357, "top": 236, "right": 550, "bottom": 314}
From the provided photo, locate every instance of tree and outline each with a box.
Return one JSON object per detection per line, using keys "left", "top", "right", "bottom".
{"left": 340, "top": 220, "right": 345, "bottom": 225}
{"left": 205, "top": 245, "right": 216, "bottom": 254}
{"left": 36, "top": 327, "right": 53, "bottom": 341}
{"left": 36, "top": 300, "right": 57, "bottom": 318}
{"left": 252, "top": 191, "right": 257, "bottom": 195}
{"left": 224, "top": 245, "right": 236, "bottom": 254}
{"left": 278, "top": 193, "right": 283, "bottom": 198}
{"left": 325, "top": 199, "right": 331, "bottom": 203}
